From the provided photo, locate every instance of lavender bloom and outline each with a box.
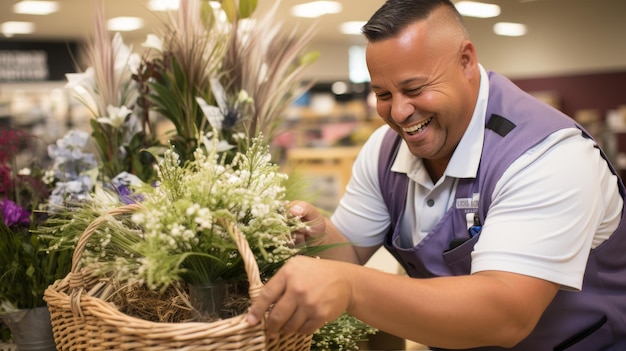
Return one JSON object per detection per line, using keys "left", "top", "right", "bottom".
{"left": 111, "top": 172, "right": 145, "bottom": 204}
{"left": 0, "top": 199, "right": 30, "bottom": 227}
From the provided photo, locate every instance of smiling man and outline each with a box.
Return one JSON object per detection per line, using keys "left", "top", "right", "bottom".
{"left": 247, "top": 0, "right": 626, "bottom": 349}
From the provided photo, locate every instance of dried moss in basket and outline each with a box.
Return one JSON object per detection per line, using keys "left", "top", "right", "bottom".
{"left": 108, "top": 280, "right": 252, "bottom": 324}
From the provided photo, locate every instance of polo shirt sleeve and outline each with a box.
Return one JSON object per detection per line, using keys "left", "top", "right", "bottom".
{"left": 331, "top": 125, "right": 392, "bottom": 247}
{"left": 471, "top": 128, "right": 622, "bottom": 291}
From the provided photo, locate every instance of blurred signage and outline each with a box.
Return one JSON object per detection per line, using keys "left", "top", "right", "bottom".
{"left": 0, "top": 40, "right": 79, "bottom": 82}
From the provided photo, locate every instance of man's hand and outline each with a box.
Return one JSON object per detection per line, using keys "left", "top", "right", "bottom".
{"left": 289, "top": 200, "right": 327, "bottom": 246}
{"left": 246, "top": 256, "right": 354, "bottom": 337}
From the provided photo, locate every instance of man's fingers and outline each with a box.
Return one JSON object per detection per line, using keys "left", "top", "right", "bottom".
{"left": 265, "top": 291, "right": 299, "bottom": 337}
{"left": 247, "top": 273, "right": 286, "bottom": 326}
{"left": 249, "top": 256, "right": 339, "bottom": 338}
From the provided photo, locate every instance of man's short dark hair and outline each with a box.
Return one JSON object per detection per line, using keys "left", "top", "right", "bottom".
{"left": 362, "top": 0, "right": 465, "bottom": 42}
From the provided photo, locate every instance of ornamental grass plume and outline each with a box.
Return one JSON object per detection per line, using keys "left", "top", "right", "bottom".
{"left": 137, "top": 0, "right": 229, "bottom": 163}
{"left": 220, "top": 0, "right": 319, "bottom": 144}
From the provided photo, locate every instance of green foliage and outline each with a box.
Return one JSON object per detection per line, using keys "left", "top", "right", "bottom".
{"left": 312, "top": 313, "right": 378, "bottom": 351}
{"left": 238, "top": 0, "right": 258, "bottom": 19}
{"left": 146, "top": 56, "right": 205, "bottom": 163}
{"left": 0, "top": 220, "right": 71, "bottom": 312}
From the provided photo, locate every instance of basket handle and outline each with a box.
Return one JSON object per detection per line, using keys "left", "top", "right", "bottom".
{"left": 68, "top": 203, "right": 264, "bottom": 314}
{"left": 217, "top": 218, "right": 263, "bottom": 301}
{"left": 67, "top": 204, "right": 144, "bottom": 316}
{"left": 70, "top": 203, "right": 143, "bottom": 275}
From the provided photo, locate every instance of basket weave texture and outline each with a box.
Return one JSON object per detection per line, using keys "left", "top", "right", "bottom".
{"left": 44, "top": 204, "right": 312, "bottom": 350}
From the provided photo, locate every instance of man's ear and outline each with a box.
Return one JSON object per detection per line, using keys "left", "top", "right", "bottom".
{"left": 460, "top": 40, "right": 478, "bottom": 78}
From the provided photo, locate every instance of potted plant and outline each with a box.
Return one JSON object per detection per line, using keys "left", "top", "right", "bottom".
{"left": 0, "top": 128, "right": 73, "bottom": 350}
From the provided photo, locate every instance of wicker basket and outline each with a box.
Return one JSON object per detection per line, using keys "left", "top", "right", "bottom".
{"left": 44, "top": 204, "right": 312, "bottom": 350}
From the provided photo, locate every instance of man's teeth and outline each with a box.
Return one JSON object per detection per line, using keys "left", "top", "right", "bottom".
{"left": 403, "top": 117, "right": 433, "bottom": 134}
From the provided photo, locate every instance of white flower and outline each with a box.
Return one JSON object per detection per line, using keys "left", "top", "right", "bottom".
{"left": 237, "top": 90, "right": 252, "bottom": 104}
{"left": 42, "top": 170, "right": 55, "bottom": 185}
{"left": 92, "top": 183, "right": 123, "bottom": 209}
{"left": 200, "top": 133, "right": 235, "bottom": 152}
{"left": 195, "top": 96, "right": 224, "bottom": 132}
{"left": 112, "top": 171, "right": 143, "bottom": 188}
{"left": 18, "top": 168, "right": 31, "bottom": 176}
{"left": 65, "top": 67, "right": 95, "bottom": 91}
{"left": 210, "top": 77, "right": 228, "bottom": 112}
{"left": 142, "top": 34, "right": 163, "bottom": 52}
{"left": 98, "top": 105, "right": 132, "bottom": 129}
{"left": 65, "top": 68, "right": 99, "bottom": 110}
{"left": 232, "top": 132, "right": 246, "bottom": 141}
{"left": 112, "top": 32, "right": 140, "bottom": 75}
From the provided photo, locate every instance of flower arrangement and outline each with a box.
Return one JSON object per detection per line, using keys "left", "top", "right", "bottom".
{"left": 55, "top": 0, "right": 319, "bottom": 294}
{"left": 40, "top": 0, "right": 377, "bottom": 349}
{"left": 79, "top": 137, "right": 306, "bottom": 290}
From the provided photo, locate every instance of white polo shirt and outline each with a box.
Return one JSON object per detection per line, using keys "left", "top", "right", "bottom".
{"left": 331, "top": 65, "right": 622, "bottom": 290}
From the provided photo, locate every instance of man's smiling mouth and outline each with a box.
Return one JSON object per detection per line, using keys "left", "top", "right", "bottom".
{"left": 403, "top": 117, "right": 433, "bottom": 135}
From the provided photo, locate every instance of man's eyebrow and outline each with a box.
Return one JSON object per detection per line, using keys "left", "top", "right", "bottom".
{"left": 399, "top": 77, "right": 427, "bottom": 86}
{"left": 371, "top": 77, "right": 427, "bottom": 90}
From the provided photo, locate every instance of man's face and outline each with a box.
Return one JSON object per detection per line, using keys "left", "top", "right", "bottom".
{"left": 366, "top": 20, "right": 477, "bottom": 166}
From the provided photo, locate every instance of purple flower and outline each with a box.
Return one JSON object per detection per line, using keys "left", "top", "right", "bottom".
{"left": 111, "top": 172, "right": 145, "bottom": 204}
{"left": 0, "top": 199, "right": 30, "bottom": 227}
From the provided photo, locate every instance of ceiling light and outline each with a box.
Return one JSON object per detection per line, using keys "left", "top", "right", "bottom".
{"left": 291, "top": 1, "right": 342, "bottom": 19}
{"left": 148, "top": 0, "right": 179, "bottom": 11}
{"left": 1, "top": 21, "right": 36, "bottom": 36}
{"left": 13, "top": 1, "right": 59, "bottom": 15}
{"left": 331, "top": 81, "right": 349, "bottom": 95}
{"left": 455, "top": 1, "right": 500, "bottom": 18}
{"left": 107, "top": 17, "right": 144, "bottom": 32}
{"left": 493, "top": 22, "right": 527, "bottom": 37}
{"left": 340, "top": 21, "right": 366, "bottom": 35}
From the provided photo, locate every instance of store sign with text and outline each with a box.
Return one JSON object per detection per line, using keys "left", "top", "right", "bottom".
{"left": 0, "top": 40, "right": 79, "bottom": 82}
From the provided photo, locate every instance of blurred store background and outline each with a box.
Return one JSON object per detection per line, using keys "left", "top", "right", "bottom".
{"left": 1, "top": 2, "right": 625, "bottom": 348}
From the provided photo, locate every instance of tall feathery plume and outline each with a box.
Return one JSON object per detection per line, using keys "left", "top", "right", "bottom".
{"left": 84, "top": 0, "right": 138, "bottom": 117}
{"left": 90, "top": 0, "right": 116, "bottom": 112}
{"left": 222, "top": 0, "right": 317, "bottom": 143}
{"left": 148, "top": 0, "right": 230, "bottom": 160}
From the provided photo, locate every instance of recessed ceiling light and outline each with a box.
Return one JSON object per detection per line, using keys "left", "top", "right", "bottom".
{"left": 331, "top": 81, "right": 349, "bottom": 95}
{"left": 1, "top": 21, "right": 36, "bottom": 36}
{"left": 148, "top": 0, "right": 179, "bottom": 11}
{"left": 107, "top": 17, "right": 144, "bottom": 32}
{"left": 291, "top": 1, "right": 342, "bottom": 19}
{"left": 13, "top": 1, "right": 59, "bottom": 15}
{"left": 493, "top": 22, "right": 527, "bottom": 37}
{"left": 455, "top": 1, "right": 501, "bottom": 18}
{"left": 340, "top": 21, "right": 366, "bottom": 35}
